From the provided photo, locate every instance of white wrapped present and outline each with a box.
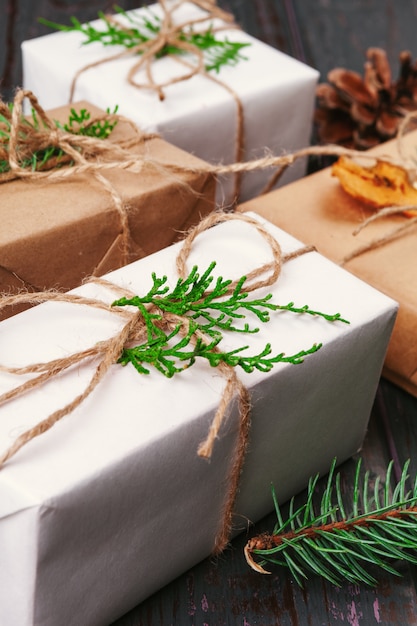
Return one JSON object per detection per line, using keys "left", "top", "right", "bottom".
{"left": 22, "top": 1, "right": 319, "bottom": 205}
{"left": 0, "top": 213, "right": 396, "bottom": 625}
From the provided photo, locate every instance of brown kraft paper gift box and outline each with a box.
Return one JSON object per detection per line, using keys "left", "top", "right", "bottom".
{"left": 239, "top": 131, "right": 417, "bottom": 397}
{"left": 0, "top": 101, "right": 215, "bottom": 318}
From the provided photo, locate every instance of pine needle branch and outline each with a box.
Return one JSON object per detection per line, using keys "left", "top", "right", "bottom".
{"left": 39, "top": 6, "right": 250, "bottom": 74}
{"left": 244, "top": 458, "right": 417, "bottom": 587}
{"left": 113, "top": 262, "right": 348, "bottom": 378}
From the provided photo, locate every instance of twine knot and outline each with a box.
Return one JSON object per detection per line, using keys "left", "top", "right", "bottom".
{"left": 69, "top": 0, "right": 237, "bottom": 102}
{"left": 0, "top": 211, "right": 313, "bottom": 554}
{"left": 1, "top": 89, "right": 170, "bottom": 269}
{"left": 66, "top": 0, "right": 245, "bottom": 202}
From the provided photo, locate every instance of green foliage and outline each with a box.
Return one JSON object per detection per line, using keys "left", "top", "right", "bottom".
{"left": 112, "top": 262, "right": 348, "bottom": 378}
{"left": 0, "top": 105, "right": 118, "bottom": 174}
{"left": 39, "top": 5, "right": 250, "bottom": 74}
{"left": 245, "top": 458, "right": 417, "bottom": 587}
{"left": 56, "top": 105, "right": 119, "bottom": 139}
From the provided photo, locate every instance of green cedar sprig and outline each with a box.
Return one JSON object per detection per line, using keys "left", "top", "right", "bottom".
{"left": 56, "top": 105, "right": 119, "bottom": 139}
{"left": 39, "top": 5, "right": 250, "bottom": 74}
{"left": 0, "top": 104, "right": 118, "bottom": 174}
{"left": 245, "top": 458, "right": 417, "bottom": 587}
{"left": 112, "top": 262, "right": 349, "bottom": 378}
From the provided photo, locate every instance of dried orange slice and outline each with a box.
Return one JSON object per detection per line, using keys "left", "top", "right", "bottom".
{"left": 332, "top": 156, "right": 417, "bottom": 216}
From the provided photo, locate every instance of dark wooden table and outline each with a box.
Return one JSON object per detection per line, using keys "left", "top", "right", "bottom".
{"left": 3, "top": 1, "right": 417, "bottom": 624}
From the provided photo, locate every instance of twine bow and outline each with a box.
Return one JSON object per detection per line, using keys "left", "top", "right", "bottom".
{"left": 1, "top": 89, "right": 176, "bottom": 272}
{"left": 69, "top": 0, "right": 236, "bottom": 103}
{"left": 0, "top": 211, "right": 313, "bottom": 553}
{"left": 2, "top": 89, "right": 149, "bottom": 181}
{"left": 66, "top": 0, "right": 245, "bottom": 202}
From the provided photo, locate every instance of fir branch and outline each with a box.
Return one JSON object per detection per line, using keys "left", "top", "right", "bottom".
{"left": 113, "top": 262, "right": 347, "bottom": 378}
{"left": 244, "top": 458, "right": 417, "bottom": 587}
{"left": 39, "top": 6, "right": 250, "bottom": 74}
{"left": 0, "top": 104, "right": 118, "bottom": 175}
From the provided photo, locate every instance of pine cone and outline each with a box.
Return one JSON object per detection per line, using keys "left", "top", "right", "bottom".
{"left": 314, "top": 48, "right": 417, "bottom": 149}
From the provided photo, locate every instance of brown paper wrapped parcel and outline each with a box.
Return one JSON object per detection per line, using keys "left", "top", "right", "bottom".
{"left": 0, "top": 101, "right": 215, "bottom": 317}
{"left": 239, "top": 132, "right": 417, "bottom": 397}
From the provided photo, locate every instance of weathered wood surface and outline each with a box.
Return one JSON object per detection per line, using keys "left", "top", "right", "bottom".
{"left": 3, "top": 1, "right": 417, "bottom": 624}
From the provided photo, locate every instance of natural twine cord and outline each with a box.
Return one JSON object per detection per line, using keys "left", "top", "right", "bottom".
{"left": 180, "top": 212, "right": 314, "bottom": 552}
{"left": 66, "top": 0, "right": 245, "bottom": 201}
{"left": 2, "top": 89, "right": 168, "bottom": 268}
{"left": 4, "top": 124, "right": 400, "bottom": 183}
{"left": 6, "top": 87, "right": 409, "bottom": 196}
{"left": 4, "top": 90, "right": 153, "bottom": 178}
{"left": 5, "top": 87, "right": 417, "bottom": 273}
{"left": 18, "top": 97, "right": 417, "bottom": 175}
{"left": 0, "top": 210, "right": 313, "bottom": 554}
{"left": 338, "top": 109, "right": 417, "bottom": 264}
{"left": 7, "top": 87, "right": 417, "bottom": 276}
{"left": 69, "top": 0, "right": 236, "bottom": 102}
{"left": 340, "top": 207, "right": 417, "bottom": 264}
{"left": 2, "top": 88, "right": 397, "bottom": 274}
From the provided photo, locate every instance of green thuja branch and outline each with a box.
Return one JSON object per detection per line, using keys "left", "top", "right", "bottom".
{"left": 245, "top": 458, "right": 417, "bottom": 587}
{"left": 0, "top": 104, "right": 118, "bottom": 174}
{"left": 56, "top": 105, "right": 119, "bottom": 139}
{"left": 39, "top": 6, "right": 250, "bottom": 74}
{"left": 112, "top": 262, "right": 348, "bottom": 378}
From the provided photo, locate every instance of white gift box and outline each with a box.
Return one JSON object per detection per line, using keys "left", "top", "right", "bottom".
{"left": 22, "top": 2, "right": 319, "bottom": 205}
{"left": 0, "top": 213, "right": 396, "bottom": 625}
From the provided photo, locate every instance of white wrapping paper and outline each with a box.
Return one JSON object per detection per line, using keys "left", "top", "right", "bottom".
{"left": 22, "top": 2, "right": 319, "bottom": 204}
{"left": 0, "top": 213, "right": 396, "bottom": 625}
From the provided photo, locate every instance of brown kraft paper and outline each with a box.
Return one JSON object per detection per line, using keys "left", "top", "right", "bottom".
{"left": 0, "top": 101, "right": 215, "bottom": 318}
{"left": 239, "top": 130, "right": 417, "bottom": 397}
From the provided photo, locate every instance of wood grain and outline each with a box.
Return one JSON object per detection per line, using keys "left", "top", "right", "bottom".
{"left": 0, "top": 0, "right": 139, "bottom": 101}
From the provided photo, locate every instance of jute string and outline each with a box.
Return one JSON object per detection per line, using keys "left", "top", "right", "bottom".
{"left": 67, "top": 0, "right": 245, "bottom": 201}
{"left": 5, "top": 88, "right": 417, "bottom": 271}
{"left": 337, "top": 109, "right": 417, "bottom": 265}
{"left": 2, "top": 89, "right": 168, "bottom": 269}
{"left": 4, "top": 90, "right": 154, "bottom": 179}
{"left": 163, "top": 116, "right": 417, "bottom": 262}
{"left": 6, "top": 81, "right": 417, "bottom": 278}
{"left": 0, "top": 211, "right": 314, "bottom": 553}
{"left": 93, "top": 0, "right": 236, "bottom": 102}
